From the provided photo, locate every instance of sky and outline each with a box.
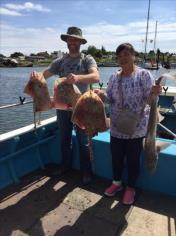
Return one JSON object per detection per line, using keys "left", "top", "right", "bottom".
{"left": 0, "top": 0, "right": 176, "bottom": 56}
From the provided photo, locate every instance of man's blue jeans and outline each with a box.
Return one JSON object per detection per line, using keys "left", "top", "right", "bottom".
{"left": 56, "top": 109, "right": 92, "bottom": 174}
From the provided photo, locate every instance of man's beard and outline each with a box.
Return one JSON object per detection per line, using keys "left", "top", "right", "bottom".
{"left": 68, "top": 44, "right": 80, "bottom": 54}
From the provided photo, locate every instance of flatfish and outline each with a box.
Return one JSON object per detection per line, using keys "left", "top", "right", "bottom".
{"left": 53, "top": 78, "right": 81, "bottom": 110}
{"left": 72, "top": 90, "right": 110, "bottom": 171}
{"left": 24, "top": 73, "right": 52, "bottom": 112}
{"left": 71, "top": 90, "right": 109, "bottom": 137}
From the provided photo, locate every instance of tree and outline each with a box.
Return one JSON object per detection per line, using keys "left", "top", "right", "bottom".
{"left": 10, "top": 52, "right": 24, "bottom": 58}
{"left": 30, "top": 53, "right": 37, "bottom": 56}
{"left": 37, "top": 51, "right": 50, "bottom": 58}
{"left": 101, "top": 46, "right": 107, "bottom": 55}
{"left": 87, "top": 46, "right": 98, "bottom": 57}
{"left": 0, "top": 54, "right": 6, "bottom": 58}
{"left": 95, "top": 50, "right": 102, "bottom": 59}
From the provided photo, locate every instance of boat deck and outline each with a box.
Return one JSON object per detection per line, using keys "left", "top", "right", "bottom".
{"left": 0, "top": 165, "right": 175, "bottom": 236}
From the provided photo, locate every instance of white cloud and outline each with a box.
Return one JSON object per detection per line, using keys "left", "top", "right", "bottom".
{"left": 82, "top": 22, "right": 176, "bottom": 52}
{"left": 0, "top": 23, "right": 65, "bottom": 56}
{"left": 0, "top": 7, "right": 22, "bottom": 16}
{"left": 5, "top": 2, "right": 51, "bottom": 12}
{"left": 0, "top": 20, "right": 175, "bottom": 56}
{"left": 1, "top": 2, "right": 51, "bottom": 16}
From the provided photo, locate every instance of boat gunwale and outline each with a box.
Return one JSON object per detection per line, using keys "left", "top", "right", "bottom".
{"left": 0, "top": 116, "right": 57, "bottom": 142}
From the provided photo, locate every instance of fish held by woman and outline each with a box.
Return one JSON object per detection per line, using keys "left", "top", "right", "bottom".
{"left": 72, "top": 90, "right": 110, "bottom": 171}
{"left": 144, "top": 76, "right": 165, "bottom": 173}
{"left": 72, "top": 90, "right": 110, "bottom": 137}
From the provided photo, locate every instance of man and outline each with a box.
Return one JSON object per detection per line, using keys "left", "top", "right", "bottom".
{"left": 31, "top": 26, "right": 99, "bottom": 184}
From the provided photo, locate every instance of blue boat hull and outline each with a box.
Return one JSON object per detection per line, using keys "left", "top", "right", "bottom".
{"left": 0, "top": 119, "right": 176, "bottom": 197}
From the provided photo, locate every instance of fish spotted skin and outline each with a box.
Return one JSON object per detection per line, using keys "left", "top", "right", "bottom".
{"left": 53, "top": 78, "right": 81, "bottom": 110}
{"left": 72, "top": 90, "right": 109, "bottom": 137}
{"left": 24, "top": 74, "right": 52, "bottom": 112}
{"left": 144, "top": 77, "right": 162, "bottom": 174}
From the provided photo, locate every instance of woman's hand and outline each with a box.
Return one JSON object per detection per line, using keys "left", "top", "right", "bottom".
{"left": 147, "top": 84, "right": 162, "bottom": 105}
{"left": 93, "top": 89, "right": 107, "bottom": 102}
{"left": 151, "top": 84, "right": 162, "bottom": 96}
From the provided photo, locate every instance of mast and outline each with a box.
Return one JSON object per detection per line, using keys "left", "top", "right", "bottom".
{"left": 153, "top": 20, "right": 158, "bottom": 52}
{"left": 144, "top": 0, "right": 151, "bottom": 60}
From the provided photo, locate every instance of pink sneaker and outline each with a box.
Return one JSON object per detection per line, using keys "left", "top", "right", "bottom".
{"left": 122, "top": 188, "right": 135, "bottom": 205}
{"left": 104, "top": 183, "right": 123, "bottom": 197}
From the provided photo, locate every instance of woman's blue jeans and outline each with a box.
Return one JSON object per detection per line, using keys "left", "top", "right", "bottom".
{"left": 56, "top": 109, "right": 92, "bottom": 174}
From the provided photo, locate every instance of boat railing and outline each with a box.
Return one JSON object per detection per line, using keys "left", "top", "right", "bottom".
{"left": 0, "top": 97, "right": 33, "bottom": 110}
{"left": 0, "top": 82, "right": 176, "bottom": 110}
{"left": 0, "top": 86, "right": 176, "bottom": 139}
{"left": 0, "top": 97, "right": 42, "bottom": 131}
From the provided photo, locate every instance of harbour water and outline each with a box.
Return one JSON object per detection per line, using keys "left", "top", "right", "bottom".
{"left": 0, "top": 66, "right": 176, "bottom": 134}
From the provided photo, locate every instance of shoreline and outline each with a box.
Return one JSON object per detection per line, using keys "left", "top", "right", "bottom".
{"left": 0, "top": 63, "right": 119, "bottom": 68}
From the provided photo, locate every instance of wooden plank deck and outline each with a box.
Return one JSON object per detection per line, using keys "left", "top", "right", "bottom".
{"left": 0, "top": 165, "right": 175, "bottom": 236}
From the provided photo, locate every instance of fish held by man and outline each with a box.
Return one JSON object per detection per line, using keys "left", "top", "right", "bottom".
{"left": 53, "top": 78, "right": 81, "bottom": 110}
{"left": 24, "top": 72, "right": 52, "bottom": 112}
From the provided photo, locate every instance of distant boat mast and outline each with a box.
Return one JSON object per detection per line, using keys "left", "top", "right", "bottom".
{"left": 153, "top": 20, "right": 158, "bottom": 52}
{"left": 144, "top": 0, "right": 151, "bottom": 59}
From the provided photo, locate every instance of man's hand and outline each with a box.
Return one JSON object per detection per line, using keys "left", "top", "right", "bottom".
{"left": 64, "top": 73, "right": 79, "bottom": 84}
{"left": 30, "top": 71, "right": 44, "bottom": 81}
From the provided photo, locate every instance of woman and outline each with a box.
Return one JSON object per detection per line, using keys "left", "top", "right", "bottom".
{"left": 95, "top": 43, "right": 162, "bottom": 205}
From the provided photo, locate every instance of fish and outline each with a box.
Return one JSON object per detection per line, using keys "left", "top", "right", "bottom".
{"left": 144, "top": 72, "right": 176, "bottom": 173}
{"left": 71, "top": 90, "right": 109, "bottom": 137}
{"left": 24, "top": 73, "right": 52, "bottom": 112}
{"left": 53, "top": 78, "right": 81, "bottom": 110}
{"left": 144, "top": 77, "right": 163, "bottom": 174}
{"left": 71, "top": 90, "right": 110, "bottom": 171}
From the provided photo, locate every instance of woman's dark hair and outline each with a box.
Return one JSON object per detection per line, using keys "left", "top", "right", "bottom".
{"left": 116, "top": 43, "right": 136, "bottom": 55}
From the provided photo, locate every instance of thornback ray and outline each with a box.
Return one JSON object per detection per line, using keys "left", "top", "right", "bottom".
{"left": 72, "top": 90, "right": 110, "bottom": 172}
{"left": 24, "top": 73, "right": 52, "bottom": 112}
{"left": 24, "top": 73, "right": 52, "bottom": 128}
{"left": 53, "top": 78, "right": 81, "bottom": 110}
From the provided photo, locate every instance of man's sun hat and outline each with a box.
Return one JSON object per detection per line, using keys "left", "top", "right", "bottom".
{"left": 60, "top": 26, "right": 87, "bottom": 44}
